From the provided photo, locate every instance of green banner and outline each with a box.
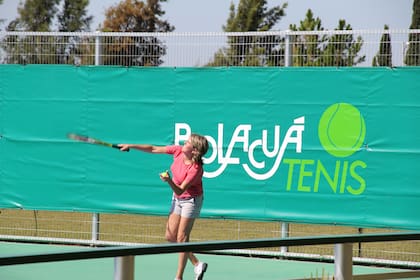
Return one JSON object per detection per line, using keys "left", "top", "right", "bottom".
{"left": 0, "top": 65, "right": 419, "bottom": 230}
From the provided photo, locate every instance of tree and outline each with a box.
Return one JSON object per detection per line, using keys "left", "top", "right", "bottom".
{"left": 56, "top": 0, "right": 94, "bottom": 64}
{"left": 405, "top": 0, "right": 420, "bottom": 65}
{"left": 289, "top": 9, "right": 328, "bottom": 66}
{"left": 223, "top": 0, "right": 287, "bottom": 32}
{"left": 3, "top": 0, "right": 93, "bottom": 64}
{"left": 320, "top": 19, "right": 365, "bottom": 66}
{"left": 0, "top": 0, "right": 4, "bottom": 30}
{"left": 3, "top": 0, "right": 60, "bottom": 64}
{"left": 208, "top": 0, "right": 287, "bottom": 66}
{"left": 372, "top": 25, "right": 392, "bottom": 67}
{"left": 58, "top": 0, "right": 92, "bottom": 32}
{"left": 10, "top": 0, "right": 60, "bottom": 31}
{"left": 289, "top": 11, "right": 365, "bottom": 66}
{"left": 6, "top": 0, "right": 92, "bottom": 32}
{"left": 101, "top": 0, "right": 174, "bottom": 66}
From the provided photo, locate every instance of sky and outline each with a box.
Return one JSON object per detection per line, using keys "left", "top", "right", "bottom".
{"left": 0, "top": 0, "right": 414, "bottom": 32}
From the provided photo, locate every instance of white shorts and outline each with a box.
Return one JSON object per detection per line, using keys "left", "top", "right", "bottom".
{"left": 169, "top": 195, "right": 203, "bottom": 218}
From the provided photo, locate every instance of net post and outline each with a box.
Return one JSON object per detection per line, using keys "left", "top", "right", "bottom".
{"left": 334, "top": 243, "right": 353, "bottom": 280}
{"left": 114, "top": 256, "right": 135, "bottom": 280}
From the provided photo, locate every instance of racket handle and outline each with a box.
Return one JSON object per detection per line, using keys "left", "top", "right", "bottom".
{"left": 112, "top": 144, "right": 129, "bottom": 152}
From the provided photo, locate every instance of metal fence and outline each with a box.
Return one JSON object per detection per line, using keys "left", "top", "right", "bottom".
{"left": 0, "top": 29, "right": 419, "bottom": 67}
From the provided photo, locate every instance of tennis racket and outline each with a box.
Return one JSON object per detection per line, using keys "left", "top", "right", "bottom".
{"left": 67, "top": 133, "right": 128, "bottom": 151}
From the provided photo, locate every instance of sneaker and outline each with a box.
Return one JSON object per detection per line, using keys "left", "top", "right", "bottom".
{"left": 194, "top": 262, "right": 208, "bottom": 280}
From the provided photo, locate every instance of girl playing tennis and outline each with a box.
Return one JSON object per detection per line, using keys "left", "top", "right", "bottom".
{"left": 118, "top": 133, "right": 209, "bottom": 280}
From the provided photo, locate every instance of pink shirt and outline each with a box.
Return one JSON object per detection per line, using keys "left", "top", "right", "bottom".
{"left": 166, "top": 145, "right": 204, "bottom": 199}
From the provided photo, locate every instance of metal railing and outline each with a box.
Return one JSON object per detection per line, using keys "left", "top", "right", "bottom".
{"left": 1, "top": 30, "right": 419, "bottom": 67}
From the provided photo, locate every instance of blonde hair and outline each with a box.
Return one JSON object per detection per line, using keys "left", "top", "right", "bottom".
{"left": 190, "top": 133, "right": 209, "bottom": 165}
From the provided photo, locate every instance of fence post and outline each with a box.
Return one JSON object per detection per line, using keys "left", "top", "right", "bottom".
{"left": 91, "top": 213, "right": 100, "bottom": 242}
{"left": 114, "top": 256, "right": 135, "bottom": 280}
{"left": 334, "top": 243, "right": 353, "bottom": 280}
{"left": 95, "top": 31, "right": 102, "bottom": 66}
{"left": 285, "top": 30, "right": 293, "bottom": 67}
{"left": 92, "top": 30, "right": 102, "bottom": 243}
{"left": 280, "top": 222, "right": 289, "bottom": 253}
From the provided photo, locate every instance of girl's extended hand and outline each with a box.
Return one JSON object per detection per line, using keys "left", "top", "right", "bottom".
{"left": 117, "top": 144, "right": 130, "bottom": 152}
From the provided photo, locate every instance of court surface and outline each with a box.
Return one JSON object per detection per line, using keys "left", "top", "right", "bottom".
{"left": 1, "top": 242, "right": 418, "bottom": 280}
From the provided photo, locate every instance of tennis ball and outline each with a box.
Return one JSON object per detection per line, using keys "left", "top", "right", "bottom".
{"left": 318, "top": 103, "right": 366, "bottom": 158}
{"left": 160, "top": 170, "right": 169, "bottom": 178}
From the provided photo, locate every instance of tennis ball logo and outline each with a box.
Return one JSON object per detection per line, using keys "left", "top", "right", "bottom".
{"left": 318, "top": 103, "right": 366, "bottom": 158}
